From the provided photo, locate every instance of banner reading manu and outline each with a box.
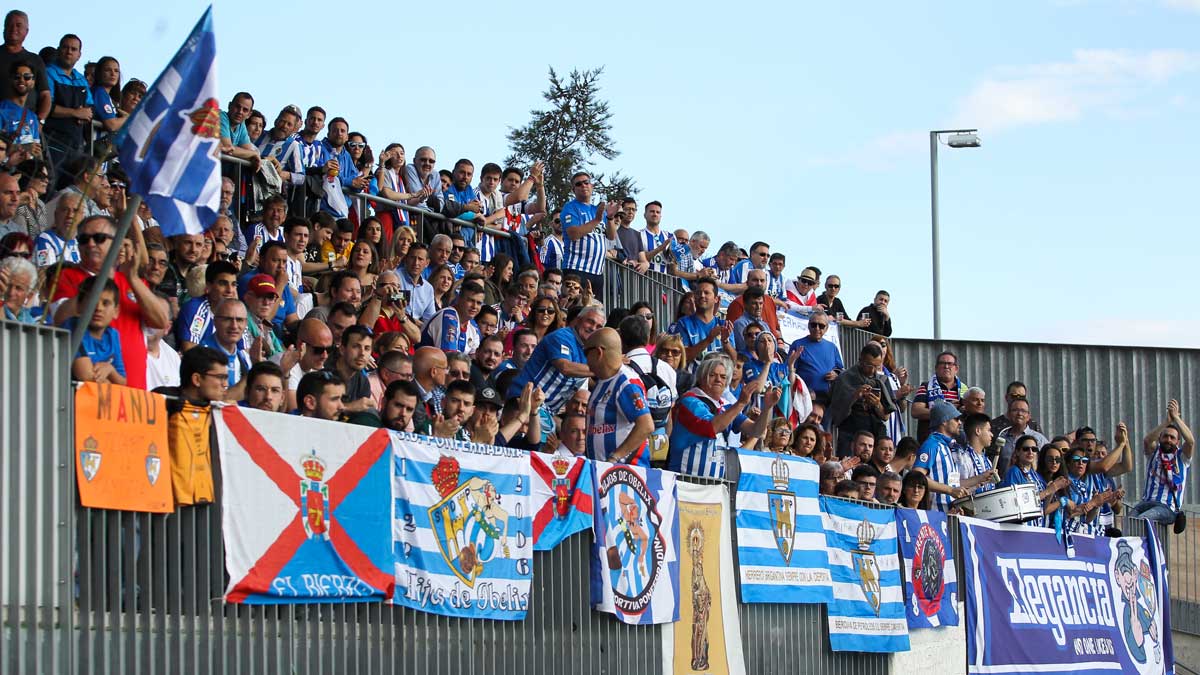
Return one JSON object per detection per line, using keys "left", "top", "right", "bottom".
{"left": 391, "top": 433, "right": 533, "bottom": 620}
{"left": 75, "top": 382, "right": 173, "bottom": 513}
{"left": 960, "top": 517, "right": 1173, "bottom": 675}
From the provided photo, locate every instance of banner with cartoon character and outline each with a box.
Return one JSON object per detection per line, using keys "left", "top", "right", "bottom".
{"left": 214, "top": 407, "right": 395, "bottom": 603}
{"left": 662, "top": 481, "right": 744, "bottom": 675}
{"left": 735, "top": 449, "right": 831, "bottom": 604}
{"left": 896, "top": 508, "right": 959, "bottom": 629}
{"left": 821, "top": 496, "right": 910, "bottom": 653}
{"left": 960, "top": 516, "right": 1172, "bottom": 675}
{"left": 75, "top": 382, "right": 174, "bottom": 513}
{"left": 591, "top": 460, "right": 680, "bottom": 625}
{"left": 530, "top": 450, "right": 594, "bottom": 551}
{"left": 390, "top": 433, "right": 533, "bottom": 620}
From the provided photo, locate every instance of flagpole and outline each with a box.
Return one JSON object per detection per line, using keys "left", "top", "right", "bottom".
{"left": 69, "top": 194, "right": 142, "bottom": 356}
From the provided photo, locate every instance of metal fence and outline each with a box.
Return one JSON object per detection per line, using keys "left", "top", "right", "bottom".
{"left": 601, "top": 261, "right": 684, "bottom": 335}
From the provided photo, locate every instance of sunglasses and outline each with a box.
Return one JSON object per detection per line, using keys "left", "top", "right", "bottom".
{"left": 347, "top": 142, "right": 366, "bottom": 149}
{"left": 1020, "top": 445, "right": 1039, "bottom": 452}
{"left": 9, "top": 250, "right": 31, "bottom": 259}
{"left": 826, "top": 284, "right": 840, "bottom": 289}
{"left": 809, "top": 323, "right": 828, "bottom": 330}
{"left": 573, "top": 180, "right": 591, "bottom": 187}
{"left": 305, "top": 342, "right": 333, "bottom": 355}
{"left": 1046, "top": 456, "right": 1062, "bottom": 463}
{"left": 77, "top": 232, "right": 113, "bottom": 246}
{"left": 109, "top": 181, "right": 126, "bottom": 189}
{"left": 417, "top": 158, "right": 435, "bottom": 164}
{"left": 11, "top": 73, "right": 33, "bottom": 82}
{"left": 452, "top": 245, "right": 465, "bottom": 252}
{"left": 1069, "top": 455, "right": 1090, "bottom": 464}
{"left": 798, "top": 278, "right": 815, "bottom": 285}
{"left": 534, "top": 307, "right": 556, "bottom": 314}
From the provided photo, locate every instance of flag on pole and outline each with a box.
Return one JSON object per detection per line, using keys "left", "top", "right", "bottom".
{"left": 114, "top": 6, "right": 222, "bottom": 236}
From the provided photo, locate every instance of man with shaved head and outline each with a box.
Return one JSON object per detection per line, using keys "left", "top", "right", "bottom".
{"left": 274, "top": 317, "right": 332, "bottom": 410}
{"left": 584, "top": 327, "right": 653, "bottom": 466}
{"left": 412, "top": 346, "right": 449, "bottom": 430}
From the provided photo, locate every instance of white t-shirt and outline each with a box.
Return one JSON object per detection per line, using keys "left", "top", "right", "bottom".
{"left": 145, "top": 342, "right": 181, "bottom": 390}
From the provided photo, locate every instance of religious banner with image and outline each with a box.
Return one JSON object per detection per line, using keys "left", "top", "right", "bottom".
{"left": 390, "top": 432, "right": 533, "bottom": 620}
{"left": 591, "top": 459, "right": 680, "bottom": 625}
{"left": 960, "top": 516, "right": 1172, "bottom": 675}
{"left": 662, "top": 481, "right": 744, "bottom": 675}
{"left": 822, "top": 496, "right": 910, "bottom": 653}
{"left": 74, "top": 382, "right": 173, "bottom": 513}
{"left": 896, "top": 507, "right": 959, "bottom": 629}
{"left": 214, "top": 407, "right": 395, "bottom": 603}
{"left": 735, "top": 449, "right": 831, "bottom": 604}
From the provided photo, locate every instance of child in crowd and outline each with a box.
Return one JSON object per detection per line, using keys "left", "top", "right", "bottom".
{"left": 68, "top": 276, "right": 127, "bottom": 385}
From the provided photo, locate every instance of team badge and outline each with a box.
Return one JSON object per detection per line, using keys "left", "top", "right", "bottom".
{"left": 79, "top": 436, "right": 102, "bottom": 482}
{"left": 145, "top": 442, "right": 162, "bottom": 486}
{"left": 912, "top": 523, "right": 945, "bottom": 616}
{"left": 299, "top": 450, "right": 330, "bottom": 540}
{"left": 429, "top": 455, "right": 511, "bottom": 587}
{"left": 551, "top": 455, "right": 573, "bottom": 518}
{"left": 598, "top": 465, "right": 668, "bottom": 616}
{"left": 767, "top": 454, "right": 797, "bottom": 564}
{"left": 852, "top": 518, "right": 882, "bottom": 616}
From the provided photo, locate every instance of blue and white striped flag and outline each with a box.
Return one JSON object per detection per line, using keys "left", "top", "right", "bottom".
{"left": 389, "top": 433, "right": 533, "bottom": 620}
{"left": 822, "top": 496, "right": 910, "bottom": 653}
{"left": 115, "top": 6, "right": 222, "bottom": 237}
{"left": 735, "top": 450, "right": 831, "bottom": 603}
{"left": 896, "top": 508, "right": 959, "bottom": 629}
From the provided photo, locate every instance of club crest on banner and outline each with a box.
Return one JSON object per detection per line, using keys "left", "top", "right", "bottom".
{"left": 853, "top": 518, "right": 881, "bottom": 616}
{"left": 913, "top": 522, "right": 946, "bottom": 616}
{"left": 145, "top": 443, "right": 162, "bottom": 485}
{"left": 80, "top": 436, "right": 102, "bottom": 482}
{"left": 429, "top": 455, "right": 511, "bottom": 588}
{"left": 300, "top": 450, "right": 330, "bottom": 540}
{"left": 599, "top": 465, "right": 667, "bottom": 617}
{"left": 552, "top": 455, "right": 573, "bottom": 518}
{"left": 767, "top": 455, "right": 796, "bottom": 564}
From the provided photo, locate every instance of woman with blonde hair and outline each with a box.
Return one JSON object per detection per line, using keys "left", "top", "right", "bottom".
{"left": 655, "top": 333, "right": 692, "bottom": 393}
{"left": 386, "top": 225, "right": 417, "bottom": 263}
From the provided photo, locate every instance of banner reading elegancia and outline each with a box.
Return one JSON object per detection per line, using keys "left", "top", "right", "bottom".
{"left": 960, "top": 517, "right": 1173, "bottom": 675}
{"left": 390, "top": 433, "right": 533, "bottom": 620}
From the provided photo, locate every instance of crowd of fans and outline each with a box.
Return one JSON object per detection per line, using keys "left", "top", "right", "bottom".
{"left": 0, "top": 9, "right": 1191, "bottom": 534}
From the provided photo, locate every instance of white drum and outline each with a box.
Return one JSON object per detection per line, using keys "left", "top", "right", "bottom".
{"left": 952, "top": 484, "right": 1042, "bottom": 523}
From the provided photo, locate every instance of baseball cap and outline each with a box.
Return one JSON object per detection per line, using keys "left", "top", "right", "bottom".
{"left": 247, "top": 274, "right": 278, "bottom": 297}
{"left": 477, "top": 386, "right": 503, "bottom": 410}
{"left": 929, "top": 400, "right": 962, "bottom": 429}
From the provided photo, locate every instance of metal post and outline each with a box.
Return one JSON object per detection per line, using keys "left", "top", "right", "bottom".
{"left": 69, "top": 195, "right": 142, "bottom": 356}
{"left": 929, "top": 131, "right": 941, "bottom": 340}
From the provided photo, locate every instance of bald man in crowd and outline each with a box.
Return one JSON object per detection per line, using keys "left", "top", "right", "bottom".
{"left": 584, "top": 327, "right": 653, "bottom": 465}
{"left": 412, "top": 346, "right": 449, "bottom": 430}
{"left": 274, "top": 317, "right": 333, "bottom": 410}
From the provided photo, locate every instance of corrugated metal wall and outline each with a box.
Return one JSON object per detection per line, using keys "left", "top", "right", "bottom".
{"left": 1, "top": 321, "right": 74, "bottom": 674}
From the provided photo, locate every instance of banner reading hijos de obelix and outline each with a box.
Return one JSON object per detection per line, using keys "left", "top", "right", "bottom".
{"left": 390, "top": 433, "right": 533, "bottom": 620}
{"left": 960, "top": 516, "right": 1173, "bottom": 675}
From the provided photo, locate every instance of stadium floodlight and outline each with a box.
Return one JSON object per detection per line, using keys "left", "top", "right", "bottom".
{"left": 929, "top": 128, "right": 982, "bottom": 340}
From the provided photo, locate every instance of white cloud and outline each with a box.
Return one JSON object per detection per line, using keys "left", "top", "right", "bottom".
{"left": 955, "top": 49, "right": 1200, "bottom": 130}
{"left": 806, "top": 131, "right": 927, "bottom": 170}
{"left": 1163, "top": 0, "right": 1200, "bottom": 12}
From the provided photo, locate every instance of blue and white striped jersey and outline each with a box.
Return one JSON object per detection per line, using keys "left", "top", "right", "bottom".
{"left": 914, "top": 432, "right": 960, "bottom": 512}
{"left": 586, "top": 366, "right": 651, "bottom": 466}
{"left": 418, "top": 307, "right": 479, "bottom": 354}
{"left": 506, "top": 326, "right": 587, "bottom": 414}
{"left": 641, "top": 229, "right": 670, "bottom": 274}
{"left": 1143, "top": 447, "right": 1189, "bottom": 509}
{"left": 560, "top": 200, "right": 606, "bottom": 276}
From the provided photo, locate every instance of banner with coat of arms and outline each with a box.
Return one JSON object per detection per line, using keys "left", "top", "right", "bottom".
{"left": 960, "top": 516, "right": 1172, "bottom": 675}
{"left": 214, "top": 407, "right": 396, "bottom": 603}
{"left": 591, "top": 460, "right": 680, "bottom": 625}
{"left": 896, "top": 508, "right": 959, "bottom": 629}
{"left": 821, "top": 496, "right": 910, "bottom": 653}
{"left": 390, "top": 433, "right": 533, "bottom": 620}
{"left": 734, "top": 449, "right": 831, "bottom": 603}
{"left": 74, "top": 382, "right": 174, "bottom": 513}
{"left": 662, "top": 481, "right": 745, "bottom": 675}
{"left": 530, "top": 450, "right": 594, "bottom": 551}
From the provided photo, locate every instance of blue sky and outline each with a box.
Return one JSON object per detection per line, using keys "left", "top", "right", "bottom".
{"left": 33, "top": 1, "right": 1200, "bottom": 347}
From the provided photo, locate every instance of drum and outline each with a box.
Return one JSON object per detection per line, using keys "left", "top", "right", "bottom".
{"left": 952, "top": 484, "right": 1041, "bottom": 523}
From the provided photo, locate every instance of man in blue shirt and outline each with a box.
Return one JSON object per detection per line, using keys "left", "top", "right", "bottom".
{"left": 507, "top": 306, "right": 605, "bottom": 421}
{"left": 0, "top": 58, "right": 40, "bottom": 149}
{"left": 318, "top": 117, "right": 365, "bottom": 214}
{"left": 913, "top": 401, "right": 969, "bottom": 512}
{"left": 728, "top": 241, "right": 769, "bottom": 286}
{"left": 561, "top": 171, "right": 618, "bottom": 297}
{"left": 670, "top": 277, "right": 732, "bottom": 368}
{"left": 584, "top": 328, "right": 653, "bottom": 466}
{"left": 787, "top": 312, "right": 844, "bottom": 404}
{"left": 44, "top": 34, "right": 92, "bottom": 173}
{"left": 219, "top": 91, "right": 260, "bottom": 170}
{"left": 397, "top": 242, "right": 436, "bottom": 324}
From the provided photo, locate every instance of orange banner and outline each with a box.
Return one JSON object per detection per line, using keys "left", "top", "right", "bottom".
{"left": 75, "top": 382, "right": 174, "bottom": 512}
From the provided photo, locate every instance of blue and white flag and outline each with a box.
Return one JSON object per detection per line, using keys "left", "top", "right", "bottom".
{"left": 735, "top": 450, "right": 831, "bottom": 603}
{"left": 896, "top": 508, "right": 959, "bottom": 629}
{"left": 115, "top": 6, "right": 222, "bottom": 236}
{"left": 822, "top": 496, "right": 910, "bottom": 653}
{"left": 390, "top": 433, "right": 533, "bottom": 620}
{"left": 961, "top": 516, "right": 1172, "bottom": 675}
{"left": 591, "top": 460, "right": 680, "bottom": 625}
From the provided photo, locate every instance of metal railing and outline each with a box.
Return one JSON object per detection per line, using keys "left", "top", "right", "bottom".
{"left": 601, "top": 260, "right": 684, "bottom": 334}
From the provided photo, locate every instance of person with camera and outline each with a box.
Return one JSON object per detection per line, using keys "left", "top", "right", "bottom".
{"left": 826, "top": 341, "right": 897, "bottom": 459}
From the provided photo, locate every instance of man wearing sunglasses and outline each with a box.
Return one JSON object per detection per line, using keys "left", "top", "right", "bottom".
{"left": 50, "top": 214, "right": 169, "bottom": 390}
{"left": 787, "top": 311, "right": 844, "bottom": 405}
{"left": 560, "top": 171, "right": 618, "bottom": 297}
{"left": 0, "top": 60, "right": 41, "bottom": 155}
{"left": 0, "top": 11, "right": 51, "bottom": 126}
{"left": 275, "top": 318, "right": 333, "bottom": 411}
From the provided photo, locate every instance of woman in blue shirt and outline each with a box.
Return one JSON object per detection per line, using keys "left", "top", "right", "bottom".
{"left": 91, "top": 56, "right": 125, "bottom": 134}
